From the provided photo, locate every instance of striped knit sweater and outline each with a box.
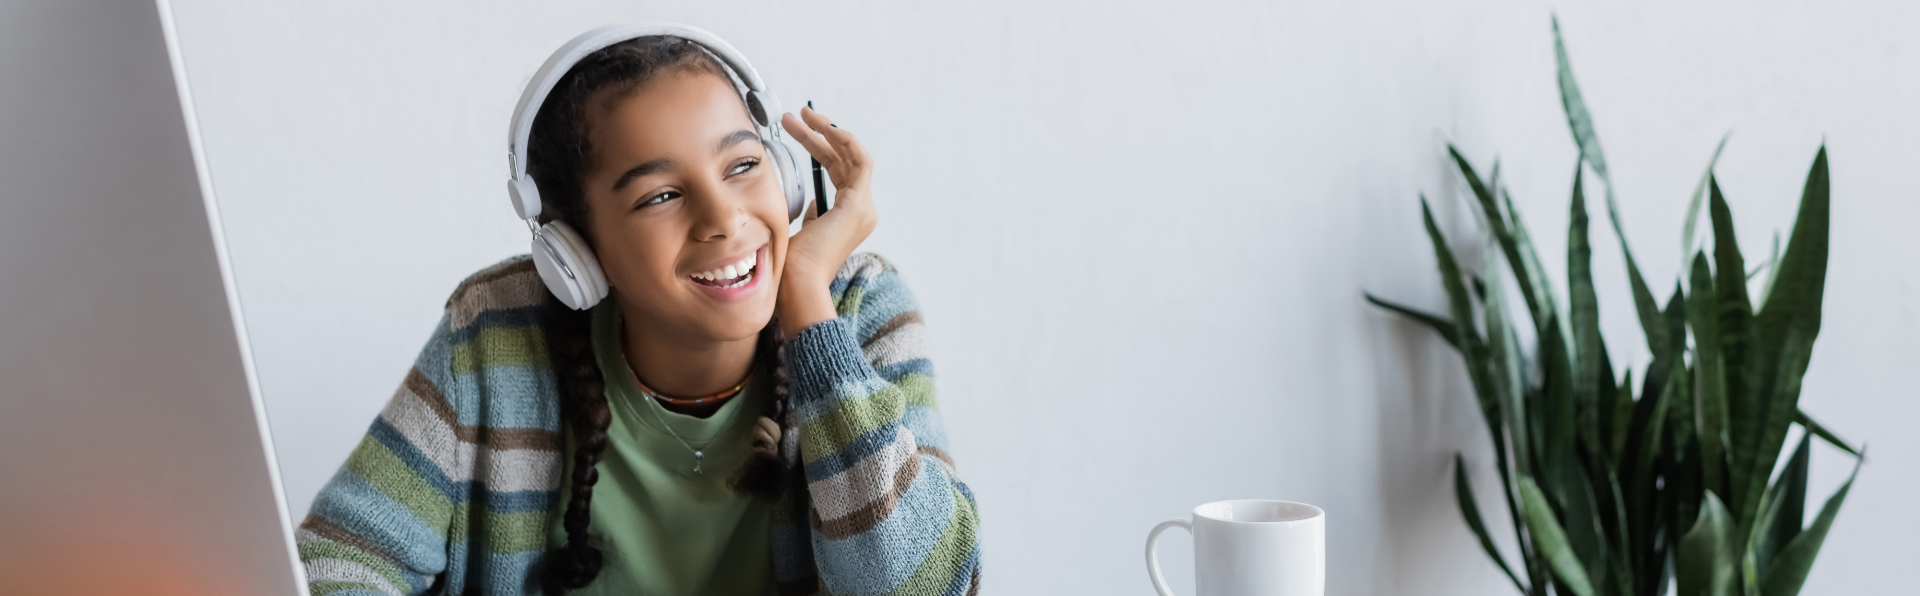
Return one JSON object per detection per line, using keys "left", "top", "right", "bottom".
{"left": 296, "top": 253, "right": 981, "bottom": 596}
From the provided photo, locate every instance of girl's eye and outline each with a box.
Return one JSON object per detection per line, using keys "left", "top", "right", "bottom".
{"left": 728, "top": 158, "right": 760, "bottom": 177}
{"left": 638, "top": 190, "right": 681, "bottom": 209}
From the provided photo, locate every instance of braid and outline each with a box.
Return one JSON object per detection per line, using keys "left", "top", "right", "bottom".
{"left": 730, "top": 324, "right": 793, "bottom": 498}
{"left": 540, "top": 292, "right": 613, "bottom": 593}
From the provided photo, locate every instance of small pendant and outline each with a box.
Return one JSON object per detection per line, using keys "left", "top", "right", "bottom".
{"left": 693, "top": 450, "right": 704, "bottom": 474}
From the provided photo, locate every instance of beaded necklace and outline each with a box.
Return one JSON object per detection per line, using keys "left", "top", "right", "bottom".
{"left": 619, "top": 330, "right": 753, "bottom": 405}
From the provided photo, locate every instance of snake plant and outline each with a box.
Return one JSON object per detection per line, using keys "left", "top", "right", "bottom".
{"left": 1366, "top": 18, "right": 1864, "bottom": 596}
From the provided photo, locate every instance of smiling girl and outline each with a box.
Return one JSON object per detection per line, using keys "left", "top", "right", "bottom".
{"left": 295, "top": 27, "right": 980, "bottom": 596}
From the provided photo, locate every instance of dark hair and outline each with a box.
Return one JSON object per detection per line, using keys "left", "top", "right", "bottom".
{"left": 529, "top": 36, "right": 791, "bottom": 593}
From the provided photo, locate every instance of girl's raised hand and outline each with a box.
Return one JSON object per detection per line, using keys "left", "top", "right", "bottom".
{"left": 775, "top": 106, "right": 876, "bottom": 337}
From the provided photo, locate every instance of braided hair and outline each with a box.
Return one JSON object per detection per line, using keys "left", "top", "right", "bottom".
{"left": 528, "top": 36, "right": 792, "bottom": 593}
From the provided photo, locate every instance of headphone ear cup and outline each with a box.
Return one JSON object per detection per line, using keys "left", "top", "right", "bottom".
{"left": 746, "top": 90, "right": 782, "bottom": 129}
{"left": 761, "top": 138, "right": 808, "bottom": 221}
{"left": 547, "top": 220, "right": 608, "bottom": 302}
{"left": 530, "top": 220, "right": 608, "bottom": 310}
{"left": 530, "top": 236, "right": 586, "bottom": 310}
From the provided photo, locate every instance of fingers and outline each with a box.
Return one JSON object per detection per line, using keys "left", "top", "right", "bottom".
{"left": 780, "top": 107, "right": 870, "bottom": 188}
{"left": 780, "top": 112, "right": 839, "bottom": 170}
{"left": 799, "top": 108, "right": 869, "bottom": 171}
{"left": 772, "top": 105, "right": 879, "bottom": 289}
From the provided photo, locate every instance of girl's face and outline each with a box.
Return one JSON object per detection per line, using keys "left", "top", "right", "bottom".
{"left": 577, "top": 70, "right": 787, "bottom": 343}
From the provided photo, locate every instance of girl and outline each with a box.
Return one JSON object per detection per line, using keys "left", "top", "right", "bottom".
{"left": 294, "top": 30, "right": 980, "bottom": 596}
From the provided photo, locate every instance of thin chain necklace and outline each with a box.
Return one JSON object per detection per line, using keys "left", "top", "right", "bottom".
{"left": 619, "top": 332, "right": 753, "bottom": 474}
{"left": 636, "top": 382, "right": 749, "bottom": 474}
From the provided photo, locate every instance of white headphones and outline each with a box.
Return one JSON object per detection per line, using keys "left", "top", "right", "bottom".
{"left": 507, "top": 23, "right": 809, "bottom": 310}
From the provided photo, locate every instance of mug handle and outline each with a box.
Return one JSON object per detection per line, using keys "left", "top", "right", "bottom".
{"left": 1145, "top": 518, "right": 1192, "bottom": 596}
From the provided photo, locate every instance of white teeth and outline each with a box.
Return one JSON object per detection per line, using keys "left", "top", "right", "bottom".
{"left": 690, "top": 251, "right": 759, "bottom": 283}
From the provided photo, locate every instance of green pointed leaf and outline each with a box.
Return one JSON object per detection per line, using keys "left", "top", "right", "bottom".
{"left": 1456, "top": 455, "right": 1528, "bottom": 593}
{"left": 1678, "top": 492, "right": 1737, "bottom": 596}
{"left": 1505, "top": 192, "right": 1568, "bottom": 346}
{"left": 1488, "top": 159, "right": 1503, "bottom": 199}
{"left": 1732, "top": 326, "right": 1818, "bottom": 543}
{"left": 1757, "top": 231, "right": 1784, "bottom": 309}
{"left": 1622, "top": 250, "right": 1666, "bottom": 364}
{"left": 1552, "top": 458, "right": 1609, "bottom": 594}
{"left": 1735, "top": 148, "right": 1832, "bottom": 542}
{"left": 1663, "top": 369, "right": 1704, "bottom": 581}
{"left": 1708, "top": 176, "right": 1753, "bottom": 370}
{"left": 1796, "top": 410, "right": 1859, "bottom": 457}
{"left": 1450, "top": 145, "right": 1498, "bottom": 206}
{"left": 1624, "top": 363, "right": 1676, "bottom": 485}
{"left": 1552, "top": 15, "right": 1665, "bottom": 377}
{"left": 1452, "top": 145, "right": 1548, "bottom": 332}
{"left": 1519, "top": 476, "right": 1597, "bottom": 596}
{"left": 1536, "top": 314, "right": 1578, "bottom": 495}
{"left": 1709, "top": 176, "right": 1765, "bottom": 524}
{"left": 1759, "top": 452, "right": 1862, "bottom": 596}
{"left": 1689, "top": 253, "right": 1730, "bottom": 499}
{"left": 1754, "top": 433, "right": 1811, "bottom": 574}
{"left": 1683, "top": 133, "right": 1733, "bottom": 279}
{"left": 1622, "top": 286, "right": 1688, "bottom": 505}
{"left": 1596, "top": 342, "right": 1620, "bottom": 467}
{"left": 1421, "top": 196, "right": 1479, "bottom": 348}
{"left": 1623, "top": 360, "right": 1680, "bottom": 564}
{"left": 1568, "top": 163, "right": 1607, "bottom": 463}
{"left": 1365, "top": 293, "right": 1461, "bottom": 349}
{"left": 1665, "top": 281, "right": 1691, "bottom": 357}
{"left": 1553, "top": 17, "right": 1608, "bottom": 181}
{"left": 1422, "top": 196, "right": 1531, "bottom": 586}
{"left": 1603, "top": 469, "right": 1636, "bottom": 595}
{"left": 1484, "top": 266, "right": 1534, "bottom": 476}
{"left": 1611, "top": 370, "right": 1634, "bottom": 462}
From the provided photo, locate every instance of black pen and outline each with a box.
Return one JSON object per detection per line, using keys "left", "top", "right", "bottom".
{"left": 809, "top": 100, "right": 828, "bottom": 216}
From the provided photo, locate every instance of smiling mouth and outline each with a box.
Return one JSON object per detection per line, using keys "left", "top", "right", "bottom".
{"left": 689, "top": 250, "right": 758, "bottom": 289}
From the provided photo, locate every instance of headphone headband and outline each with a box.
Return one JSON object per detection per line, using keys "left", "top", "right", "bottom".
{"left": 505, "top": 22, "right": 775, "bottom": 220}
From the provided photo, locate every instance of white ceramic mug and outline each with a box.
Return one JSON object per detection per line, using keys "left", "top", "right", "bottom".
{"left": 1145, "top": 499, "right": 1325, "bottom": 596}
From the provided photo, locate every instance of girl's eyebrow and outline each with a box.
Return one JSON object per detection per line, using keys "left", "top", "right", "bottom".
{"left": 713, "top": 129, "right": 759, "bottom": 155}
{"left": 611, "top": 157, "right": 675, "bottom": 191}
{"left": 609, "top": 130, "right": 759, "bottom": 192}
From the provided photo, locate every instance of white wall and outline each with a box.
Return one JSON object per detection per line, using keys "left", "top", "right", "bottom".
{"left": 165, "top": 0, "right": 1917, "bottom": 593}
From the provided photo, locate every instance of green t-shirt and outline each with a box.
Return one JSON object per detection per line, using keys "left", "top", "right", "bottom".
{"left": 545, "top": 299, "right": 774, "bottom": 596}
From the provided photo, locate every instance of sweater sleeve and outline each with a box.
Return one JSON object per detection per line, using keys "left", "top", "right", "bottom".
{"left": 295, "top": 311, "right": 461, "bottom": 596}
{"left": 784, "top": 254, "right": 983, "bottom": 596}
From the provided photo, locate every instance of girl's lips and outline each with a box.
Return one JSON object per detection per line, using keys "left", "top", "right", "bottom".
{"left": 685, "top": 245, "right": 768, "bottom": 304}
